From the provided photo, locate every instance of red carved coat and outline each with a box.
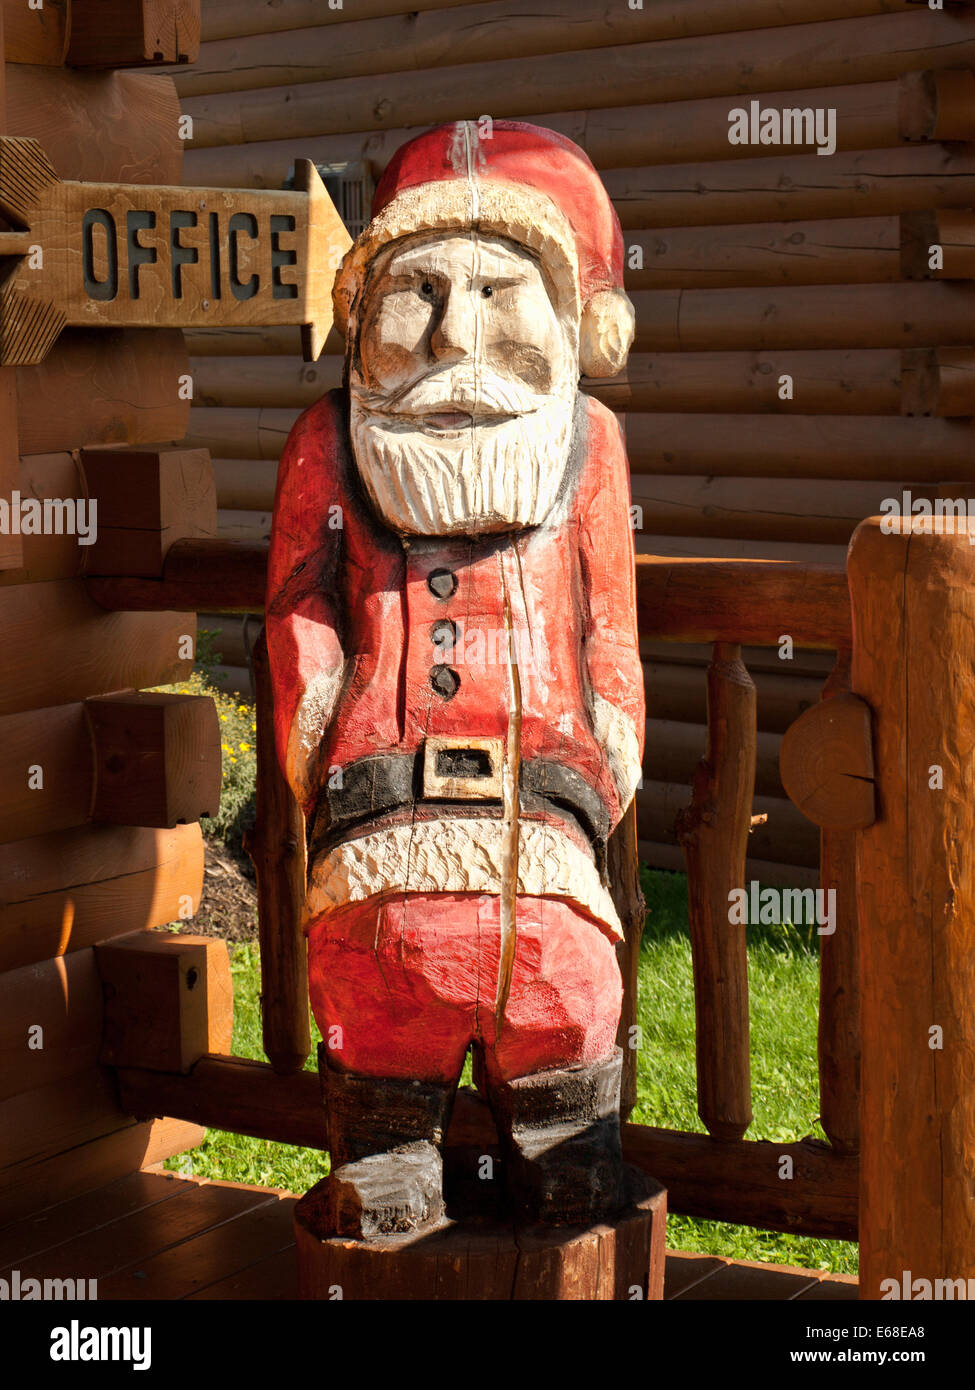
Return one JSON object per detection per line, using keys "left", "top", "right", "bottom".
{"left": 265, "top": 388, "right": 644, "bottom": 940}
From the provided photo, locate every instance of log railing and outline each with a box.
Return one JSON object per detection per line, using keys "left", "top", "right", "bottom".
{"left": 88, "top": 523, "right": 975, "bottom": 1294}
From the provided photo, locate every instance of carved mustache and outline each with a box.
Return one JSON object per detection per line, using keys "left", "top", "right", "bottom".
{"left": 353, "top": 367, "right": 548, "bottom": 419}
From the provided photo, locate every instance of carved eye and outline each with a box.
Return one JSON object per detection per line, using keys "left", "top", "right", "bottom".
{"left": 481, "top": 285, "right": 493, "bottom": 298}
{"left": 421, "top": 280, "right": 434, "bottom": 296}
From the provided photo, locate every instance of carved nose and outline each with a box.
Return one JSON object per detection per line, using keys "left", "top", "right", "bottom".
{"left": 430, "top": 287, "right": 477, "bottom": 363}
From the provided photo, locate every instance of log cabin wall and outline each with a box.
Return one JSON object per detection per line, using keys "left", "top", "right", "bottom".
{"left": 179, "top": 0, "right": 975, "bottom": 882}
{"left": 0, "top": 2, "right": 212, "bottom": 1221}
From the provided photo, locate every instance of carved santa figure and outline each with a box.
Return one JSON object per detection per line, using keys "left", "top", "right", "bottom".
{"left": 266, "top": 119, "right": 644, "bottom": 1234}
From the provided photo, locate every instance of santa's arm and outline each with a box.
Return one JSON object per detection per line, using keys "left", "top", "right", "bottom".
{"left": 265, "top": 396, "right": 346, "bottom": 818}
{"left": 579, "top": 404, "right": 646, "bottom": 822}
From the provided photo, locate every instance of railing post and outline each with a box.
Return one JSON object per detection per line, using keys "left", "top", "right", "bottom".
{"left": 848, "top": 515, "right": 975, "bottom": 1299}
{"left": 610, "top": 801, "right": 646, "bottom": 1122}
{"left": 676, "top": 641, "right": 755, "bottom": 1142}
{"left": 244, "top": 628, "right": 310, "bottom": 1076}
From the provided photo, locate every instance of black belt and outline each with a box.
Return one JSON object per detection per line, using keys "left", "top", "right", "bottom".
{"left": 307, "top": 746, "right": 611, "bottom": 864}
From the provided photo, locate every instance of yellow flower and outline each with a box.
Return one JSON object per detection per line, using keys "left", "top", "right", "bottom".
{"left": 240, "top": 742, "right": 250, "bottom": 751}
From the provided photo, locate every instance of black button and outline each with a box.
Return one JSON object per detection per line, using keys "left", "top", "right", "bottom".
{"left": 428, "top": 568, "right": 457, "bottom": 599}
{"left": 430, "top": 619, "right": 457, "bottom": 654}
{"left": 430, "top": 665, "right": 461, "bottom": 700}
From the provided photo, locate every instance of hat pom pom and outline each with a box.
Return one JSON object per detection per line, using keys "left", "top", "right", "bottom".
{"left": 579, "top": 288, "right": 635, "bottom": 378}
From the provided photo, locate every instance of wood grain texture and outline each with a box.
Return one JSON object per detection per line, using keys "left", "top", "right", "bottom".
{"left": 0, "top": 580, "right": 191, "bottom": 715}
{"left": 87, "top": 537, "right": 267, "bottom": 614}
{"left": 0, "top": 1117, "right": 204, "bottom": 1226}
{"left": 97, "top": 932, "right": 232, "bottom": 1073}
{"left": 780, "top": 692, "right": 875, "bottom": 830}
{"left": 243, "top": 632, "right": 309, "bottom": 1075}
{"left": 4, "top": 65, "right": 183, "bottom": 185}
{"left": 85, "top": 691, "right": 221, "bottom": 828}
{"left": 0, "top": 949, "right": 102, "bottom": 1102}
{"left": 0, "top": 822, "right": 204, "bottom": 974}
{"left": 2, "top": 0, "right": 69, "bottom": 64}
{"left": 0, "top": 701, "right": 92, "bottom": 844}
{"left": 295, "top": 1171, "right": 667, "bottom": 1301}
{"left": 16, "top": 329, "right": 190, "bottom": 454}
{"left": 67, "top": 0, "right": 200, "bottom": 67}
{"left": 817, "top": 652, "right": 862, "bottom": 1157}
{"left": 200, "top": 0, "right": 911, "bottom": 44}
{"left": 180, "top": 10, "right": 975, "bottom": 147}
{"left": 849, "top": 515, "right": 975, "bottom": 1297}
{"left": 676, "top": 645, "right": 755, "bottom": 1141}
{"left": 81, "top": 447, "right": 216, "bottom": 579}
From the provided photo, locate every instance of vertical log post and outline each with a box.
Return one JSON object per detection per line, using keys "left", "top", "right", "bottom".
{"left": 849, "top": 516, "right": 975, "bottom": 1298}
{"left": 244, "top": 629, "right": 310, "bottom": 1075}
{"left": 818, "top": 648, "right": 861, "bottom": 1156}
{"left": 676, "top": 642, "right": 755, "bottom": 1142}
{"left": 610, "top": 802, "right": 646, "bottom": 1122}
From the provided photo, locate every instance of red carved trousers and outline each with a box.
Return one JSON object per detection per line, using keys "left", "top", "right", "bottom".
{"left": 306, "top": 891, "right": 623, "bottom": 1085}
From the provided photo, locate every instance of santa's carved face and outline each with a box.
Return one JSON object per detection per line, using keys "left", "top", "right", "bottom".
{"left": 347, "top": 231, "right": 579, "bottom": 537}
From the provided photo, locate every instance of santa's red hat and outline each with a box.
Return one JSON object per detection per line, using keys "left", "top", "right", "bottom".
{"left": 332, "top": 120, "right": 634, "bottom": 378}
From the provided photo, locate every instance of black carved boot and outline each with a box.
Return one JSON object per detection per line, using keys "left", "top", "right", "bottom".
{"left": 319, "top": 1045, "right": 456, "bottom": 1239}
{"left": 489, "top": 1048, "right": 626, "bottom": 1228}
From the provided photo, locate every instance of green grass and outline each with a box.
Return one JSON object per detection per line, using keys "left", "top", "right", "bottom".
{"left": 632, "top": 866, "right": 857, "bottom": 1275}
{"left": 168, "top": 861, "right": 857, "bottom": 1276}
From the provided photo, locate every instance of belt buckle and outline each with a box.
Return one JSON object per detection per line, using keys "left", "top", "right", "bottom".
{"left": 422, "top": 736, "right": 504, "bottom": 800}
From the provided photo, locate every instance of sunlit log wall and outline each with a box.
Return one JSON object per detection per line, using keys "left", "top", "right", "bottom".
{"left": 180, "top": 0, "right": 975, "bottom": 880}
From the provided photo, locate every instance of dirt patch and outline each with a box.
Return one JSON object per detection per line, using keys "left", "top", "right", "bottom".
{"left": 184, "top": 837, "right": 259, "bottom": 942}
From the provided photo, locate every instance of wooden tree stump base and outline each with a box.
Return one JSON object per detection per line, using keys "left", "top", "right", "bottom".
{"left": 294, "top": 1165, "right": 666, "bottom": 1300}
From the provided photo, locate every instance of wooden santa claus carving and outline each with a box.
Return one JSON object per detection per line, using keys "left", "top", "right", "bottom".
{"left": 267, "top": 120, "right": 643, "bottom": 1237}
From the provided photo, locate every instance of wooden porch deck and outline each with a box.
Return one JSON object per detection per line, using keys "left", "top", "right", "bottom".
{"left": 0, "top": 1169, "right": 858, "bottom": 1300}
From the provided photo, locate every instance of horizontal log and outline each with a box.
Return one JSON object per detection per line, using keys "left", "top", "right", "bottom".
{"left": 639, "top": 839, "right": 820, "bottom": 890}
{"left": 212, "top": 458, "right": 278, "bottom": 510}
{"left": 3, "top": 0, "right": 69, "bottom": 64}
{"left": 0, "top": 822, "right": 205, "bottom": 975}
{"left": 67, "top": 0, "right": 200, "bottom": 67}
{"left": 200, "top": 0, "right": 917, "bottom": 44}
{"left": 0, "top": 453, "right": 85, "bottom": 588}
{"left": 647, "top": 282, "right": 975, "bottom": 352}
{"left": 0, "top": 1116, "right": 204, "bottom": 1227}
{"left": 186, "top": 281, "right": 975, "bottom": 367}
{"left": 637, "top": 556, "right": 850, "bottom": 649}
{"left": 184, "top": 407, "right": 298, "bottom": 460}
{"left": 0, "top": 703, "right": 92, "bottom": 843}
{"left": 624, "top": 412, "right": 975, "bottom": 479}
{"left": 605, "top": 142, "right": 975, "bottom": 231}
{"left": 4, "top": 65, "right": 183, "bottom": 184}
{"left": 197, "top": 615, "right": 261, "bottom": 671}
{"left": 87, "top": 538, "right": 267, "bottom": 615}
{"left": 630, "top": 475, "right": 931, "bottom": 545}
{"left": 645, "top": 718, "right": 784, "bottom": 801}
{"left": 181, "top": 10, "right": 912, "bottom": 167}
{"left": 0, "top": 582, "right": 192, "bottom": 716}
{"left": 1, "top": 1068, "right": 132, "bottom": 1173}
{"left": 181, "top": 11, "right": 975, "bottom": 148}
{"left": 0, "top": 950, "right": 101, "bottom": 1103}
{"left": 192, "top": 350, "right": 902, "bottom": 415}
{"left": 901, "top": 346, "right": 975, "bottom": 416}
{"left": 622, "top": 1125, "right": 857, "bottom": 1240}
{"left": 638, "top": 777, "right": 818, "bottom": 868}
{"left": 218, "top": 508, "right": 284, "bottom": 543}
{"left": 116, "top": 1053, "right": 854, "bottom": 1237}
{"left": 17, "top": 330, "right": 190, "bottom": 456}
{"left": 642, "top": 639, "right": 836, "bottom": 681}
{"left": 901, "top": 208, "right": 975, "bottom": 279}
{"left": 646, "top": 661, "right": 833, "bottom": 737}
{"left": 193, "top": 4, "right": 862, "bottom": 97}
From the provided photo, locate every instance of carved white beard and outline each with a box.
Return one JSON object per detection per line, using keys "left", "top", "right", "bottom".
{"left": 348, "top": 368, "right": 576, "bottom": 536}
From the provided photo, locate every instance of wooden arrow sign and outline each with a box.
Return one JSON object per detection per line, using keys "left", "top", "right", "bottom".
{"left": 0, "top": 137, "right": 352, "bottom": 366}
